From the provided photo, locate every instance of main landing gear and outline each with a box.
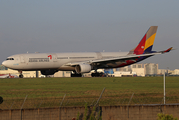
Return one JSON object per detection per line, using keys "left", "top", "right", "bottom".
{"left": 71, "top": 72, "right": 82, "bottom": 77}
{"left": 91, "top": 68, "right": 105, "bottom": 77}
{"left": 91, "top": 72, "right": 104, "bottom": 77}
{"left": 18, "top": 70, "right": 23, "bottom": 78}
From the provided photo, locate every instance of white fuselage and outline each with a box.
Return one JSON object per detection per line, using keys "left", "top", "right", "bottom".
{"left": 2, "top": 52, "right": 128, "bottom": 71}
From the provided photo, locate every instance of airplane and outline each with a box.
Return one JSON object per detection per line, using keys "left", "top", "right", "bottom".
{"left": 2, "top": 26, "right": 173, "bottom": 78}
{"left": 0, "top": 73, "right": 18, "bottom": 78}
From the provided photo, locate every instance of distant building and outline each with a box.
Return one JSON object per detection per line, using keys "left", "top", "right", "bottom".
{"left": 114, "top": 66, "right": 135, "bottom": 77}
{"left": 0, "top": 66, "right": 40, "bottom": 78}
{"left": 131, "top": 64, "right": 144, "bottom": 69}
{"left": 113, "top": 71, "right": 136, "bottom": 77}
{"left": 168, "top": 70, "right": 174, "bottom": 75}
{"left": 54, "top": 71, "right": 71, "bottom": 77}
{"left": 116, "top": 66, "right": 132, "bottom": 72}
{"left": 0, "top": 65, "right": 8, "bottom": 70}
{"left": 158, "top": 69, "right": 168, "bottom": 75}
{"left": 119, "top": 63, "right": 159, "bottom": 76}
{"left": 131, "top": 64, "right": 145, "bottom": 76}
{"left": 144, "top": 63, "right": 158, "bottom": 75}
{"left": 174, "top": 69, "right": 179, "bottom": 75}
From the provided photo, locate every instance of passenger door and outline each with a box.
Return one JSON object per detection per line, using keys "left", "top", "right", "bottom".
{"left": 53, "top": 54, "right": 57, "bottom": 62}
{"left": 20, "top": 56, "right": 25, "bottom": 63}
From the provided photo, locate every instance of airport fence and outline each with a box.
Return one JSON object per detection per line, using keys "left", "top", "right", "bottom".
{"left": 1, "top": 77, "right": 179, "bottom": 119}
{"left": 0, "top": 87, "right": 179, "bottom": 110}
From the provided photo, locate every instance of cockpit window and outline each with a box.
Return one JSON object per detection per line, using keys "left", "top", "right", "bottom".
{"left": 6, "top": 58, "right": 14, "bottom": 60}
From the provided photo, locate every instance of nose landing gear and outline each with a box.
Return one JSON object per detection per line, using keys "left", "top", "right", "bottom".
{"left": 18, "top": 70, "right": 23, "bottom": 78}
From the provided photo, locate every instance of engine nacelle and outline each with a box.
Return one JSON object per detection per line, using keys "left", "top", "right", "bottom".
{"left": 75, "top": 64, "right": 92, "bottom": 73}
{"left": 41, "top": 69, "right": 58, "bottom": 75}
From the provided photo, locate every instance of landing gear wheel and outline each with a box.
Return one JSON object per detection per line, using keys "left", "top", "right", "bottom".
{"left": 18, "top": 70, "right": 23, "bottom": 78}
{"left": 19, "top": 74, "right": 23, "bottom": 78}
{"left": 91, "top": 72, "right": 104, "bottom": 77}
{"left": 0, "top": 96, "right": 3, "bottom": 104}
{"left": 71, "top": 73, "right": 82, "bottom": 77}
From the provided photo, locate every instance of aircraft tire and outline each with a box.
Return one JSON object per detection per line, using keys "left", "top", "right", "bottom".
{"left": 19, "top": 74, "right": 23, "bottom": 78}
{"left": 91, "top": 73, "right": 102, "bottom": 77}
{"left": 71, "top": 73, "right": 82, "bottom": 77}
{"left": 0, "top": 96, "right": 3, "bottom": 104}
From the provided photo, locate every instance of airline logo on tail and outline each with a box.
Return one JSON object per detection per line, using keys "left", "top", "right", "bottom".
{"left": 130, "top": 26, "right": 158, "bottom": 55}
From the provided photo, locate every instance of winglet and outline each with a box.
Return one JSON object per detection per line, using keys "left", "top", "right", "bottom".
{"left": 161, "top": 47, "right": 173, "bottom": 53}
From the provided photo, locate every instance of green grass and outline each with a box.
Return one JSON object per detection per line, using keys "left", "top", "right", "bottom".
{"left": 0, "top": 77, "right": 179, "bottom": 109}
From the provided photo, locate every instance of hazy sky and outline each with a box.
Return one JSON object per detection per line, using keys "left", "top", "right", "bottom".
{"left": 0, "top": 0, "right": 179, "bottom": 70}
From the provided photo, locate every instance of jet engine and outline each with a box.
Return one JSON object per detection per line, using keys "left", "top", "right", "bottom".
{"left": 75, "top": 64, "right": 92, "bottom": 73}
{"left": 41, "top": 69, "right": 58, "bottom": 75}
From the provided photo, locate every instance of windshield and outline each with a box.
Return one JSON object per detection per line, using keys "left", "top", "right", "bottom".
{"left": 6, "top": 58, "right": 14, "bottom": 60}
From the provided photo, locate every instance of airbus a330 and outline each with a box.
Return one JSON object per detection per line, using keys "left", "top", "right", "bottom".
{"left": 2, "top": 26, "right": 172, "bottom": 78}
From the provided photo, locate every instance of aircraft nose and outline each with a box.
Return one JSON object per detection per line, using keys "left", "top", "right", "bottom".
{"left": 2, "top": 61, "right": 8, "bottom": 67}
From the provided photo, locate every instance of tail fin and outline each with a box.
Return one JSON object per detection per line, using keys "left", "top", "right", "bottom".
{"left": 129, "top": 26, "right": 158, "bottom": 55}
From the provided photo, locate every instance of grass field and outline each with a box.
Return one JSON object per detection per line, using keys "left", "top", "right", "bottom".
{"left": 0, "top": 77, "right": 179, "bottom": 109}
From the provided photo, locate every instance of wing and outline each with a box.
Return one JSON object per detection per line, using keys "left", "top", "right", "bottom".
{"left": 65, "top": 53, "right": 155, "bottom": 67}
{"left": 64, "top": 47, "right": 173, "bottom": 67}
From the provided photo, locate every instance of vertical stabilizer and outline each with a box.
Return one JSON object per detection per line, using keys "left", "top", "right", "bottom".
{"left": 129, "top": 26, "right": 158, "bottom": 55}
